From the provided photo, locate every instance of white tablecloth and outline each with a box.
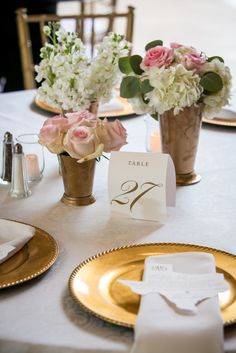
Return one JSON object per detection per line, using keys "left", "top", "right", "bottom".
{"left": 0, "top": 90, "right": 235, "bottom": 353}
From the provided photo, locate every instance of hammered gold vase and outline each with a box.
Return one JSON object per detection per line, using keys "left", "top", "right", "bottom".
{"left": 59, "top": 154, "right": 96, "bottom": 206}
{"left": 159, "top": 104, "right": 203, "bottom": 186}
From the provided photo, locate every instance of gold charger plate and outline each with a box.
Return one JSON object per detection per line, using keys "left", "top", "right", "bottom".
{"left": 0, "top": 220, "right": 59, "bottom": 289}
{"left": 69, "top": 243, "right": 236, "bottom": 327}
{"left": 34, "top": 95, "right": 134, "bottom": 118}
{"left": 203, "top": 108, "right": 236, "bottom": 127}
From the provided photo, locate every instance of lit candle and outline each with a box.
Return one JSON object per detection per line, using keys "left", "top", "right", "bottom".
{"left": 25, "top": 154, "right": 41, "bottom": 180}
{"left": 150, "top": 132, "right": 161, "bottom": 152}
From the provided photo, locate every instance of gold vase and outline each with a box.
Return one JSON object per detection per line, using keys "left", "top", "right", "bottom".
{"left": 159, "top": 104, "right": 203, "bottom": 186}
{"left": 89, "top": 101, "right": 99, "bottom": 115}
{"left": 59, "top": 154, "right": 96, "bottom": 206}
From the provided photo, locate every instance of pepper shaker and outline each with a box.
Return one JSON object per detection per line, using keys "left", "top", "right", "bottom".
{"left": 0, "top": 131, "right": 13, "bottom": 185}
{"left": 10, "top": 143, "right": 31, "bottom": 198}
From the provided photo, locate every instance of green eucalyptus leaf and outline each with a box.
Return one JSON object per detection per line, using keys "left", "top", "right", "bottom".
{"left": 118, "top": 56, "right": 132, "bottom": 74}
{"left": 151, "top": 113, "right": 159, "bottom": 121}
{"left": 200, "top": 71, "right": 223, "bottom": 94}
{"left": 130, "top": 55, "right": 144, "bottom": 75}
{"left": 141, "top": 94, "right": 150, "bottom": 104}
{"left": 145, "top": 40, "right": 163, "bottom": 51}
{"left": 140, "top": 79, "right": 154, "bottom": 94}
{"left": 120, "top": 76, "right": 140, "bottom": 98}
{"left": 207, "top": 56, "right": 224, "bottom": 63}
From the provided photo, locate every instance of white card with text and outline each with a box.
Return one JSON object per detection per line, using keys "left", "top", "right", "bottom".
{"left": 108, "top": 152, "right": 176, "bottom": 222}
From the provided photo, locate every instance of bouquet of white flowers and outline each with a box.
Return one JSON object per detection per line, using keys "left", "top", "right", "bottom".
{"left": 35, "top": 22, "right": 131, "bottom": 112}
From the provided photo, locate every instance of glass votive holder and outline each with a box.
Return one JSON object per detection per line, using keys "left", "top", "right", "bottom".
{"left": 16, "top": 133, "right": 45, "bottom": 182}
{"left": 144, "top": 115, "right": 161, "bottom": 152}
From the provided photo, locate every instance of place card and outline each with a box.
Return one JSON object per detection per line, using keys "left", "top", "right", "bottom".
{"left": 119, "top": 254, "right": 228, "bottom": 314}
{"left": 108, "top": 152, "right": 176, "bottom": 222}
{"left": 119, "top": 272, "right": 228, "bottom": 313}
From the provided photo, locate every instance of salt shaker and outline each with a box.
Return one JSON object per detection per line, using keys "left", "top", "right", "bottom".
{"left": 10, "top": 143, "right": 31, "bottom": 198}
{"left": 0, "top": 131, "right": 13, "bottom": 185}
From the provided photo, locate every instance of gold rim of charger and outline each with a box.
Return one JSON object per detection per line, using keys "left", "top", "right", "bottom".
{"left": 68, "top": 242, "right": 236, "bottom": 328}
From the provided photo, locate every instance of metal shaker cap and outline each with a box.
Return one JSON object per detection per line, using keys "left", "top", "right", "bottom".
{"left": 3, "top": 132, "right": 13, "bottom": 142}
{"left": 14, "top": 143, "right": 23, "bottom": 154}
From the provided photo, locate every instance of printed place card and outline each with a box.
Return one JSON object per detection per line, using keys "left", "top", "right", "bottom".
{"left": 108, "top": 152, "right": 176, "bottom": 222}
{"left": 119, "top": 272, "right": 228, "bottom": 313}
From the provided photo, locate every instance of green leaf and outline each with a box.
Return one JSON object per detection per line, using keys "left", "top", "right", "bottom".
{"left": 140, "top": 79, "right": 154, "bottom": 94}
{"left": 118, "top": 57, "right": 132, "bottom": 74}
{"left": 120, "top": 76, "right": 140, "bottom": 98}
{"left": 145, "top": 40, "right": 163, "bottom": 51}
{"left": 151, "top": 113, "right": 159, "bottom": 121}
{"left": 200, "top": 71, "right": 223, "bottom": 94}
{"left": 142, "top": 95, "right": 150, "bottom": 104}
{"left": 207, "top": 56, "right": 224, "bottom": 63}
{"left": 130, "top": 55, "right": 144, "bottom": 75}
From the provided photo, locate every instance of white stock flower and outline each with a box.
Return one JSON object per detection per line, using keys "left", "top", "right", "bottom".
{"left": 128, "top": 94, "right": 153, "bottom": 115}
{"left": 43, "top": 26, "right": 51, "bottom": 36}
{"left": 146, "top": 65, "right": 202, "bottom": 115}
{"left": 55, "top": 28, "right": 67, "bottom": 42}
{"left": 36, "top": 25, "right": 131, "bottom": 111}
{"left": 86, "top": 33, "right": 132, "bottom": 103}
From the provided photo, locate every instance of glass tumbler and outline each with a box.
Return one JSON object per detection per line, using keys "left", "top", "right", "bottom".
{"left": 16, "top": 133, "right": 45, "bottom": 182}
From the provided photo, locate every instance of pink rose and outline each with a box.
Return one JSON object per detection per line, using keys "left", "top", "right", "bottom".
{"left": 96, "top": 119, "right": 127, "bottom": 152}
{"left": 64, "top": 125, "right": 100, "bottom": 161}
{"left": 42, "top": 115, "right": 69, "bottom": 131}
{"left": 141, "top": 46, "right": 174, "bottom": 69}
{"left": 181, "top": 52, "right": 206, "bottom": 72}
{"left": 170, "top": 42, "right": 183, "bottom": 49}
{"left": 39, "top": 115, "right": 69, "bottom": 153}
{"left": 66, "top": 111, "right": 98, "bottom": 128}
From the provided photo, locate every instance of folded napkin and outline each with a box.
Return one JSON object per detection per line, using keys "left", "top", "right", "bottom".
{"left": 124, "top": 252, "right": 226, "bottom": 353}
{"left": 214, "top": 108, "right": 236, "bottom": 121}
{"left": 0, "top": 219, "right": 35, "bottom": 265}
{"left": 98, "top": 97, "right": 124, "bottom": 113}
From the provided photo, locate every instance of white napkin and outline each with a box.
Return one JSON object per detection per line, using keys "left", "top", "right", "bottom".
{"left": 98, "top": 97, "right": 124, "bottom": 113}
{"left": 214, "top": 108, "right": 236, "bottom": 121}
{"left": 128, "top": 252, "right": 224, "bottom": 353}
{"left": 0, "top": 219, "right": 35, "bottom": 264}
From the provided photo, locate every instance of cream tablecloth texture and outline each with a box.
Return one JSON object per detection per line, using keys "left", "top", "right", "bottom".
{"left": 0, "top": 89, "right": 235, "bottom": 353}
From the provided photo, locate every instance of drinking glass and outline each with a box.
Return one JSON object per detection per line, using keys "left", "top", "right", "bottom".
{"left": 16, "top": 133, "right": 45, "bottom": 182}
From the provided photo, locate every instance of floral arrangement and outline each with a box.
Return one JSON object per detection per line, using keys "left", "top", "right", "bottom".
{"left": 38, "top": 111, "right": 127, "bottom": 163}
{"left": 119, "top": 40, "right": 232, "bottom": 117}
{"left": 35, "top": 22, "right": 131, "bottom": 112}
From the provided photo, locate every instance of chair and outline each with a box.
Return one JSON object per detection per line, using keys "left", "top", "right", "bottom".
{"left": 16, "top": 6, "right": 135, "bottom": 90}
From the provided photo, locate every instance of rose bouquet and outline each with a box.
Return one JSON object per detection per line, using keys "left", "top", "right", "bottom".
{"left": 35, "top": 22, "right": 131, "bottom": 112}
{"left": 119, "top": 40, "right": 232, "bottom": 117}
{"left": 38, "top": 111, "right": 127, "bottom": 163}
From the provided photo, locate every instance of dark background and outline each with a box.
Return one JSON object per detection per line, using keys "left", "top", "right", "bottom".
{"left": 0, "top": 0, "right": 71, "bottom": 92}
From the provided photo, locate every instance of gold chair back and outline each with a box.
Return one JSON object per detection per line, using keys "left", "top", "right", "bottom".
{"left": 16, "top": 6, "right": 134, "bottom": 90}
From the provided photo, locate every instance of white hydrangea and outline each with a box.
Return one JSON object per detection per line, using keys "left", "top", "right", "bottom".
{"left": 202, "top": 59, "right": 232, "bottom": 117}
{"left": 128, "top": 94, "right": 153, "bottom": 115}
{"left": 145, "top": 65, "right": 203, "bottom": 115}
{"left": 35, "top": 25, "right": 131, "bottom": 112}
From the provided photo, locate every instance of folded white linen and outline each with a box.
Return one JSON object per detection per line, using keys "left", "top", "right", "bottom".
{"left": 0, "top": 219, "right": 35, "bottom": 265}
{"left": 98, "top": 97, "right": 124, "bottom": 113}
{"left": 214, "top": 108, "right": 236, "bottom": 121}
{"left": 129, "top": 252, "right": 224, "bottom": 353}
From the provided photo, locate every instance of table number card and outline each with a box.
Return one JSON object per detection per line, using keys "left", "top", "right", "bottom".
{"left": 108, "top": 152, "right": 176, "bottom": 222}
